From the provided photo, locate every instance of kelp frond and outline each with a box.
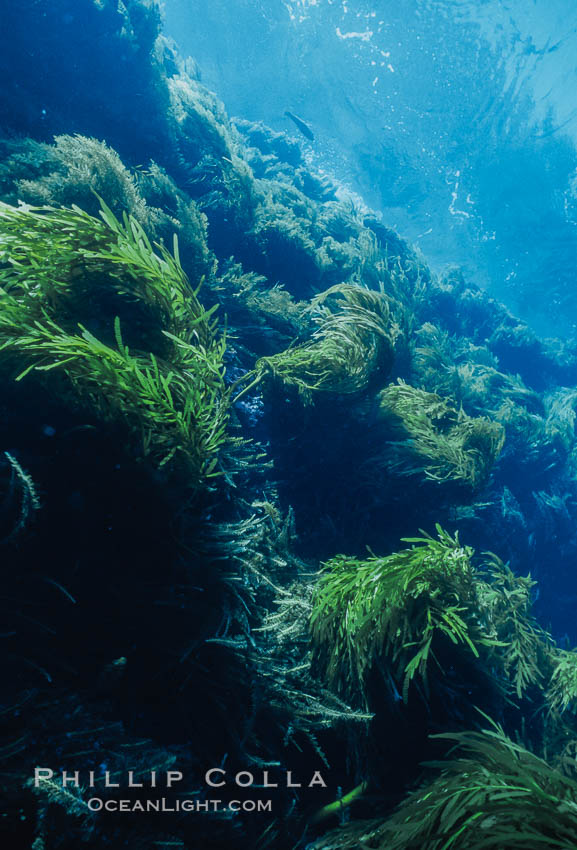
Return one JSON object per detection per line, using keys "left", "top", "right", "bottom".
{"left": 0, "top": 201, "right": 231, "bottom": 485}
{"left": 477, "top": 555, "right": 551, "bottom": 700}
{"left": 375, "top": 380, "right": 505, "bottom": 489}
{"left": 241, "top": 284, "right": 395, "bottom": 403}
{"left": 313, "top": 720, "right": 577, "bottom": 849}
{"left": 547, "top": 649, "right": 577, "bottom": 717}
{"left": 0, "top": 199, "right": 216, "bottom": 350}
{"left": 310, "top": 525, "right": 487, "bottom": 704}
{"left": 310, "top": 528, "right": 552, "bottom": 709}
{"left": 0, "top": 452, "right": 40, "bottom": 543}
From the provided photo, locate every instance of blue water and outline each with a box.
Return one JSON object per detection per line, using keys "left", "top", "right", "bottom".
{"left": 166, "top": 0, "right": 577, "bottom": 336}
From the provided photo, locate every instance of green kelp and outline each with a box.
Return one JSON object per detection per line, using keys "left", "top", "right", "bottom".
{"left": 413, "top": 321, "right": 539, "bottom": 414}
{"left": 412, "top": 322, "right": 561, "bottom": 476}
{"left": 310, "top": 526, "right": 490, "bottom": 706}
{"left": 545, "top": 388, "right": 577, "bottom": 470}
{"left": 0, "top": 134, "right": 215, "bottom": 283}
{"left": 238, "top": 284, "right": 396, "bottom": 404}
{"left": 547, "top": 649, "right": 577, "bottom": 717}
{"left": 311, "top": 721, "right": 577, "bottom": 850}
{"left": 213, "top": 260, "right": 309, "bottom": 355}
{"left": 0, "top": 200, "right": 231, "bottom": 488}
{"left": 373, "top": 380, "right": 505, "bottom": 490}
{"left": 310, "top": 527, "right": 555, "bottom": 710}
{"left": 476, "top": 555, "right": 552, "bottom": 701}
{"left": 244, "top": 181, "right": 381, "bottom": 298}
{"left": 170, "top": 67, "right": 258, "bottom": 255}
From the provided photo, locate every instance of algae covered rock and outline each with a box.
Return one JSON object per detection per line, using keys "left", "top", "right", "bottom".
{"left": 0, "top": 134, "right": 215, "bottom": 283}
{"left": 374, "top": 379, "right": 505, "bottom": 491}
{"left": 310, "top": 526, "right": 487, "bottom": 706}
{"left": 306, "top": 522, "right": 565, "bottom": 818}
{"left": 248, "top": 284, "right": 397, "bottom": 403}
{"left": 240, "top": 180, "right": 383, "bottom": 299}
{"left": 0, "top": 200, "right": 231, "bottom": 488}
{"left": 310, "top": 526, "right": 550, "bottom": 711}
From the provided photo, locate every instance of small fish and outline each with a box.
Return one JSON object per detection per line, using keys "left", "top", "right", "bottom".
{"left": 284, "top": 110, "right": 314, "bottom": 141}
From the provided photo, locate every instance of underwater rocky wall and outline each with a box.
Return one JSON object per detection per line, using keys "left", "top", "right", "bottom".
{"left": 3, "top": 2, "right": 577, "bottom": 849}
{"left": 164, "top": 0, "right": 577, "bottom": 337}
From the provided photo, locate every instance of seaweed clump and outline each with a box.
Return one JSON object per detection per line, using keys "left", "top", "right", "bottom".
{"left": 0, "top": 451, "right": 40, "bottom": 543}
{"left": 311, "top": 527, "right": 485, "bottom": 706}
{"left": 242, "top": 284, "right": 396, "bottom": 403}
{"left": 312, "top": 721, "right": 577, "bottom": 850}
{"left": 0, "top": 200, "right": 231, "bottom": 487}
{"left": 374, "top": 380, "right": 505, "bottom": 491}
{"left": 307, "top": 528, "right": 577, "bottom": 846}
{"left": 0, "top": 134, "right": 215, "bottom": 285}
{"left": 309, "top": 526, "right": 550, "bottom": 717}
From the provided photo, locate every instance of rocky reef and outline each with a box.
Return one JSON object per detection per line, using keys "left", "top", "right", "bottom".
{"left": 3, "top": 3, "right": 577, "bottom": 849}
